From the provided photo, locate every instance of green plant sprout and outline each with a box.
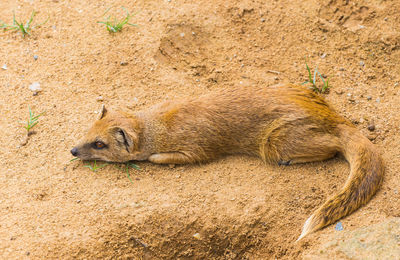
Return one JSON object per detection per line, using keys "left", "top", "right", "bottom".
{"left": 72, "top": 158, "right": 140, "bottom": 182}
{"left": 97, "top": 7, "right": 138, "bottom": 33}
{"left": 125, "top": 162, "right": 140, "bottom": 183}
{"left": 302, "top": 59, "right": 331, "bottom": 93}
{"left": 0, "top": 11, "right": 48, "bottom": 37}
{"left": 23, "top": 107, "right": 44, "bottom": 133}
{"left": 84, "top": 160, "right": 107, "bottom": 172}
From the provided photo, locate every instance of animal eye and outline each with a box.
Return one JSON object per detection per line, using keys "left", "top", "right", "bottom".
{"left": 94, "top": 141, "right": 105, "bottom": 149}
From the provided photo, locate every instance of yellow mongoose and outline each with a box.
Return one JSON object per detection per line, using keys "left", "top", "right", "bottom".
{"left": 71, "top": 83, "right": 384, "bottom": 240}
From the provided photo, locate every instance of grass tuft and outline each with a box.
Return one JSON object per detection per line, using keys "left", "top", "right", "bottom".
{"left": 84, "top": 160, "right": 107, "bottom": 172}
{"left": 302, "top": 59, "right": 331, "bottom": 93}
{"left": 0, "top": 11, "right": 48, "bottom": 37}
{"left": 23, "top": 107, "right": 44, "bottom": 133}
{"left": 72, "top": 158, "right": 140, "bottom": 182}
{"left": 97, "top": 7, "right": 138, "bottom": 33}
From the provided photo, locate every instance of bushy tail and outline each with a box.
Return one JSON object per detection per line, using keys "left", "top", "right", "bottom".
{"left": 297, "top": 124, "right": 385, "bottom": 241}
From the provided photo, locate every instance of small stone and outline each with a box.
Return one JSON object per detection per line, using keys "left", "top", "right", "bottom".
{"left": 1, "top": 64, "right": 7, "bottom": 70}
{"left": 366, "top": 95, "right": 372, "bottom": 100}
{"left": 33, "top": 55, "right": 38, "bottom": 60}
{"left": 96, "top": 96, "right": 104, "bottom": 101}
{"left": 76, "top": 200, "right": 81, "bottom": 203}
{"left": 260, "top": 18, "right": 265, "bottom": 22}
{"left": 347, "top": 93, "right": 352, "bottom": 97}
{"left": 335, "top": 222, "right": 343, "bottom": 231}
{"left": 120, "top": 61, "right": 128, "bottom": 66}
{"left": 359, "top": 25, "right": 365, "bottom": 29}
{"left": 359, "top": 117, "right": 365, "bottom": 124}
{"left": 193, "top": 233, "right": 201, "bottom": 240}
{"left": 359, "top": 61, "right": 365, "bottom": 66}
{"left": 367, "top": 123, "right": 375, "bottom": 131}
{"left": 376, "top": 98, "right": 380, "bottom": 103}
{"left": 179, "top": 32, "right": 185, "bottom": 37}
{"left": 320, "top": 53, "right": 327, "bottom": 59}
{"left": 29, "top": 82, "right": 41, "bottom": 92}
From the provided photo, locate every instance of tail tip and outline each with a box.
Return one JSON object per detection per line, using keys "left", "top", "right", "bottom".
{"left": 296, "top": 214, "right": 315, "bottom": 242}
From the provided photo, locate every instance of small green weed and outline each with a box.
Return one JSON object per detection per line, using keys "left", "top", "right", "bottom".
{"left": 84, "top": 160, "right": 107, "bottom": 172}
{"left": 0, "top": 11, "right": 48, "bottom": 37}
{"left": 125, "top": 162, "right": 140, "bottom": 183}
{"left": 114, "top": 162, "right": 140, "bottom": 183}
{"left": 71, "top": 157, "right": 140, "bottom": 182}
{"left": 23, "top": 107, "right": 44, "bottom": 133}
{"left": 97, "top": 7, "right": 138, "bottom": 33}
{"left": 302, "top": 59, "right": 330, "bottom": 93}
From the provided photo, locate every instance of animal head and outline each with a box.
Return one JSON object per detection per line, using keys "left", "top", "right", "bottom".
{"left": 71, "top": 105, "right": 142, "bottom": 162}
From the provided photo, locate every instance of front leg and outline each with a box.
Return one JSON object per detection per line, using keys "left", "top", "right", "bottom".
{"left": 148, "top": 152, "right": 194, "bottom": 164}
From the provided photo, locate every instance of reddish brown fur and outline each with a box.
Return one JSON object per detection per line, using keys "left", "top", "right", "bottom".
{"left": 72, "top": 83, "right": 385, "bottom": 239}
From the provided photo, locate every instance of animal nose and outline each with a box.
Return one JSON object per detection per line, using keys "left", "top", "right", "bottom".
{"left": 70, "top": 147, "right": 78, "bottom": 156}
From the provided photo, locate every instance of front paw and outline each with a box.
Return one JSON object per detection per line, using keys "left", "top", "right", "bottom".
{"left": 148, "top": 154, "right": 162, "bottom": 163}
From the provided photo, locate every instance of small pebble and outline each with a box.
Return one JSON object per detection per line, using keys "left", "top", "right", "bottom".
{"left": 120, "top": 61, "right": 128, "bottom": 66}
{"left": 359, "top": 61, "right": 365, "bottom": 66}
{"left": 335, "top": 222, "right": 343, "bottom": 231}
{"left": 1, "top": 64, "right": 7, "bottom": 70}
{"left": 376, "top": 98, "right": 380, "bottom": 103}
{"left": 96, "top": 96, "right": 104, "bottom": 101}
{"left": 367, "top": 123, "right": 375, "bottom": 131}
{"left": 260, "top": 18, "right": 265, "bottom": 22}
{"left": 366, "top": 95, "right": 372, "bottom": 100}
{"left": 33, "top": 55, "right": 38, "bottom": 60}
{"left": 193, "top": 233, "right": 201, "bottom": 240}
{"left": 179, "top": 32, "right": 185, "bottom": 37}
{"left": 320, "top": 53, "right": 327, "bottom": 59}
{"left": 29, "top": 82, "right": 41, "bottom": 93}
{"left": 359, "top": 117, "right": 365, "bottom": 123}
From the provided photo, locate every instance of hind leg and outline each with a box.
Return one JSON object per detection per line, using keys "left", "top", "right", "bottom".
{"left": 262, "top": 127, "right": 341, "bottom": 165}
{"left": 278, "top": 152, "right": 336, "bottom": 166}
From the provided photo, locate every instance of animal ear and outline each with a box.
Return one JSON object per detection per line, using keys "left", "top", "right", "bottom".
{"left": 98, "top": 104, "right": 107, "bottom": 120}
{"left": 114, "top": 127, "right": 134, "bottom": 153}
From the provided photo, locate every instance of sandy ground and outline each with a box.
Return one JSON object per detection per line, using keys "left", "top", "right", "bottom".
{"left": 1, "top": 0, "right": 399, "bottom": 259}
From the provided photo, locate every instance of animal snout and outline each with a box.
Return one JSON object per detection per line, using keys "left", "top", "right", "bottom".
{"left": 70, "top": 147, "right": 79, "bottom": 156}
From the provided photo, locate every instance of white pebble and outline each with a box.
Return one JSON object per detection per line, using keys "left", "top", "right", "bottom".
{"left": 28, "top": 82, "right": 41, "bottom": 92}
{"left": 193, "top": 233, "right": 201, "bottom": 239}
{"left": 1, "top": 64, "right": 7, "bottom": 70}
